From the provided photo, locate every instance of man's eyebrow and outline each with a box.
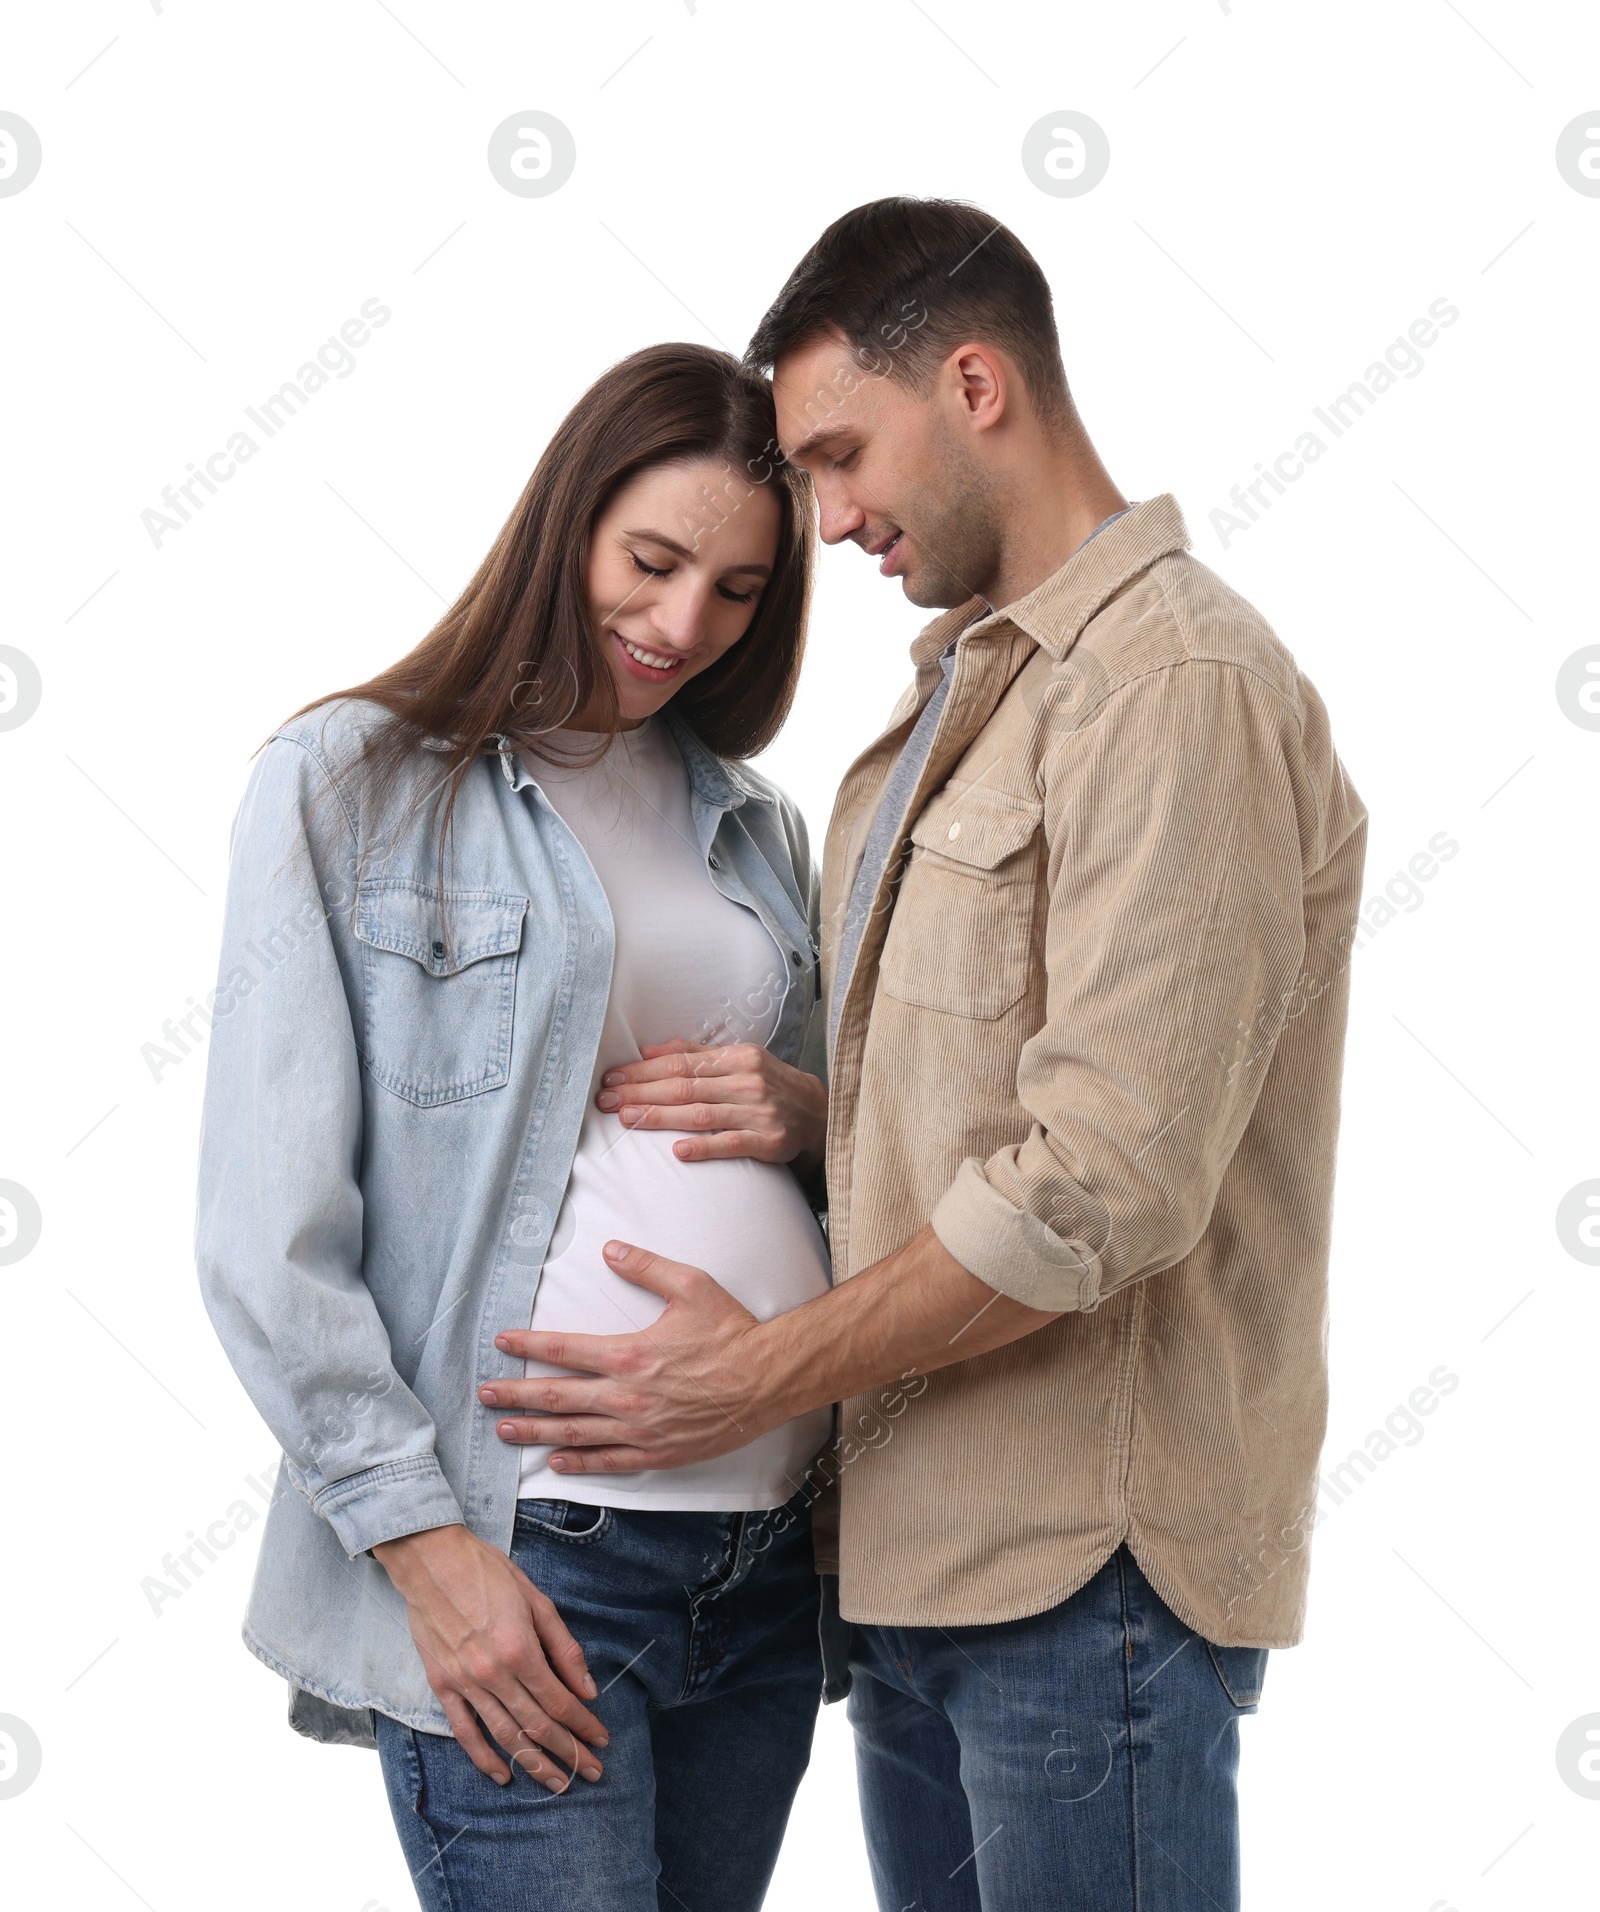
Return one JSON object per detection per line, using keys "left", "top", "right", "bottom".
{"left": 783, "top": 425, "right": 854, "bottom": 463}
{"left": 621, "top": 528, "right": 771, "bottom": 577}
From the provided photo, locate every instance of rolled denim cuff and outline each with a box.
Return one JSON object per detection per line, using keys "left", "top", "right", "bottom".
{"left": 931, "top": 1157, "right": 1102, "bottom": 1314}
{"left": 310, "top": 1455, "right": 465, "bottom": 1559}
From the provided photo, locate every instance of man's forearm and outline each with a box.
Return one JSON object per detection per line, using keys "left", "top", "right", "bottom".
{"left": 491, "top": 1224, "right": 1066, "bottom": 1477}
{"left": 755, "top": 1225, "right": 1062, "bottom": 1421}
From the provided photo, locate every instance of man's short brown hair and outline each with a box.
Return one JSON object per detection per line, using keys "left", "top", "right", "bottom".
{"left": 746, "top": 197, "right": 1071, "bottom": 422}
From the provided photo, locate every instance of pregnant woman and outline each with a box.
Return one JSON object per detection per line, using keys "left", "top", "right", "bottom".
{"left": 196, "top": 343, "right": 833, "bottom": 1911}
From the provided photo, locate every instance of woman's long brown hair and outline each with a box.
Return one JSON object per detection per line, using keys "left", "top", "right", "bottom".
{"left": 295, "top": 341, "right": 814, "bottom": 871}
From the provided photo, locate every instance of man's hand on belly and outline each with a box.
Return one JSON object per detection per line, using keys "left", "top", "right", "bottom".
{"left": 483, "top": 1243, "right": 777, "bottom": 1472}
{"left": 484, "top": 1228, "right": 1062, "bottom": 1475}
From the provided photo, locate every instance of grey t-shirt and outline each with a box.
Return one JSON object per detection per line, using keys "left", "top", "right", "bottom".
{"left": 828, "top": 636, "right": 961, "bottom": 1057}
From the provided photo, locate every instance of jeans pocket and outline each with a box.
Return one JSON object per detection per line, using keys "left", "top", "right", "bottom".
{"left": 513, "top": 1498, "right": 611, "bottom": 1544}
{"left": 1205, "top": 1642, "right": 1269, "bottom": 1711}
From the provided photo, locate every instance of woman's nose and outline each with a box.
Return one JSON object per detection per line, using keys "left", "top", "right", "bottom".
{"left": 648, "top": 585, "right": 708, "bottom": 651}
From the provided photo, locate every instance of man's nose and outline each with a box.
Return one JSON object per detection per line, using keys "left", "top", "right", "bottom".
{"left": 813, "top": 480, "right": 866, "bottom": 548}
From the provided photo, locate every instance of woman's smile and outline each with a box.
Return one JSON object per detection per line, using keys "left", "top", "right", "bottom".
{"left": 611, "top": 629, "right": 688, "bottom": 681}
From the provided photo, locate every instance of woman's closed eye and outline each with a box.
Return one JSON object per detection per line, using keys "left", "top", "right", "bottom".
{"left": 630, "top": 551, "right": 757, "bottom": 606}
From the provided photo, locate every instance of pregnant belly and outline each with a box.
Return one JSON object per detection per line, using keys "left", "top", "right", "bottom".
{"left": 528, "top": 1127, "right": 832, "bottom": 1348}
{"left": 518, "top": 1122, "right": 834, "bottom": 1507}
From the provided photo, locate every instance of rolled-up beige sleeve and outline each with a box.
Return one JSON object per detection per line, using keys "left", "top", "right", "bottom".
{"left": 930, "top": 658, "right": 1347, "bottom": 1313}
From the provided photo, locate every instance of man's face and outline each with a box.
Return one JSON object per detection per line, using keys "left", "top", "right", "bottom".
{"left": 773, "top": 331, "right": 1002, "bottom": 610}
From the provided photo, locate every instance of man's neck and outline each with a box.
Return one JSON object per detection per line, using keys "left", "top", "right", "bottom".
{"left": 982, "top": 437, "right": 1129, "bottom": 611}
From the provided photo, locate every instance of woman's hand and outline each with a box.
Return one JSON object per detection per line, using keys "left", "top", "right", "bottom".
{"left": 372, "top": 1522, "right": 610, "bottom": 1791}
{"left": 595, "top": 1039, "right": 827, "bottom": 1170}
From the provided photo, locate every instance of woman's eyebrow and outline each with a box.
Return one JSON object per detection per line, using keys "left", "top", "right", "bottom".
{"left": 623, "top": 528, "right": 771, "bottom": 578}
{"left": 622, "top": 527, "right": 696, "bottom": 559}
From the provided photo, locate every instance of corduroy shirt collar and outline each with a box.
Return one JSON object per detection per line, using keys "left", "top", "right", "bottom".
{"left": 907, "top": 493, "right": 1193, "bottom": 672}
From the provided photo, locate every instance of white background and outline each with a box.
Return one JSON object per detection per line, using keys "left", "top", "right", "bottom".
{"left": 2, "top": 3, "right": 1596, "bottom": 1908}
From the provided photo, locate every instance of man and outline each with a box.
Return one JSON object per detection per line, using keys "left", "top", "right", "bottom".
{"left": 492, "top": 198, "right": 1367, "bottom": 1909}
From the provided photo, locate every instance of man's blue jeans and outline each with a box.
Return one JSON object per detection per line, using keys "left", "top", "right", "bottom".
{"left": 375, "top": 1491, "right": 821, "bottom": 1912}
{"left": 847, "top": 1545, "right": 1267, "bottom": 1912}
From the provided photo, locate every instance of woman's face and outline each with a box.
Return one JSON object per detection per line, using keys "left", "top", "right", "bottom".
{"left": 576, "top": 458, "right": 781, "bottom": 729}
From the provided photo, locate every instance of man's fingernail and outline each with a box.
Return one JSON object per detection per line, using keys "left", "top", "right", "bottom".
{"left": 495, "top": 1771, "right": 510, "bottom": 1786}
{"left": 582, "top": 1674, "right": 597, "bottom": 1697}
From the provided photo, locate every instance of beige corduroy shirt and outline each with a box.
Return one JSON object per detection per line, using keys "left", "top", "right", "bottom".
{"left": 818, "top": 494, "right": 1367, "bottom": 1648}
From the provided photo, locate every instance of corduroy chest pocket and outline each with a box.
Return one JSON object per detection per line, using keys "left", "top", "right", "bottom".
{"left": 879, "top": 784, "right": 1043, "bottom": 1019}
{"left": 353, "top": 882, "right": 527, "bottom": 1106}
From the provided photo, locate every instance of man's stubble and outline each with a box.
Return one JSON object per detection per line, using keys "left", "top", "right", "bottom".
{"left": 895, "top": 424, "right": 1006, "bottom": 612}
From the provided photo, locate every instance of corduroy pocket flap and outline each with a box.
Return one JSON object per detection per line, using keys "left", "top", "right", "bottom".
{"left": 909, "top": 786, "right": 1043, "bottom": 873}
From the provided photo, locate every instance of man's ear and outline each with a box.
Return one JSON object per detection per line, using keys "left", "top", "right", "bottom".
{"left": 946, "top": 343, "right": 1009, "bottom": 433}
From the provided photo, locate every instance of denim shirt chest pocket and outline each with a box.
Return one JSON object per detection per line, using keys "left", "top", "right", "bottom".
{"left": 353, "top": 880, "right": 528, "bottom": 1106}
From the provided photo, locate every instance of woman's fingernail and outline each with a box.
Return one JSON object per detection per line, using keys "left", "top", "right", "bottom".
{"left": 604, "top": 1241, "right": 624, "bottom": 1260}
{"left": 499, "top": 1422, "right": 518, "bottom": 1440}
{"left": 495, "top": 1334, "right": 510, "bottom": 1350}
{"left": 596, "top": 1092, "right": 619, "bottom": 1110}
{"left": 582, "top": 1674, "right": 598, "bottom": 1698}
{"left": 602, "top": 1070, "right": 620, "bottom": 1086}
{"left": 479, "top": 1387, "right": 497, "bottom": 1403}
{"left": 495, "top": 1771, "right": 510, "bottom": 1786}
{"left": 551, "top": 1456, "right": 567, "bottom": 1472}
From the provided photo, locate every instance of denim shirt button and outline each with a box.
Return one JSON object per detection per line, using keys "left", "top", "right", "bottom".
{"left": 708, "top": 854, "right": 722, "bottom": 871}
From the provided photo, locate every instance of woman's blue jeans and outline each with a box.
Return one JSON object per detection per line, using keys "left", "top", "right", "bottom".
{"left": 847, "top": 1545, "right": 1268, "bottom": 1912}
{"left": 375, "top": 1490, "right": 821, "bottom": 1912}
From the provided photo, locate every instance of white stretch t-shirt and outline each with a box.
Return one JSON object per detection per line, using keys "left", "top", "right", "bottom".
{"left": 516, "top": 720, "right": 833, "bottom": 1510}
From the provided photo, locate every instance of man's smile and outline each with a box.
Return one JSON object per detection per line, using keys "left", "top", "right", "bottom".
{"left": 864, "top": 529, "right": 905, "bottom": 576}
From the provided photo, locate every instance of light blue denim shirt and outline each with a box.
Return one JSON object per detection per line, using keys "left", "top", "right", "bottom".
{"left": 195, "top": 697, "right": 824, "bottom": 1747}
